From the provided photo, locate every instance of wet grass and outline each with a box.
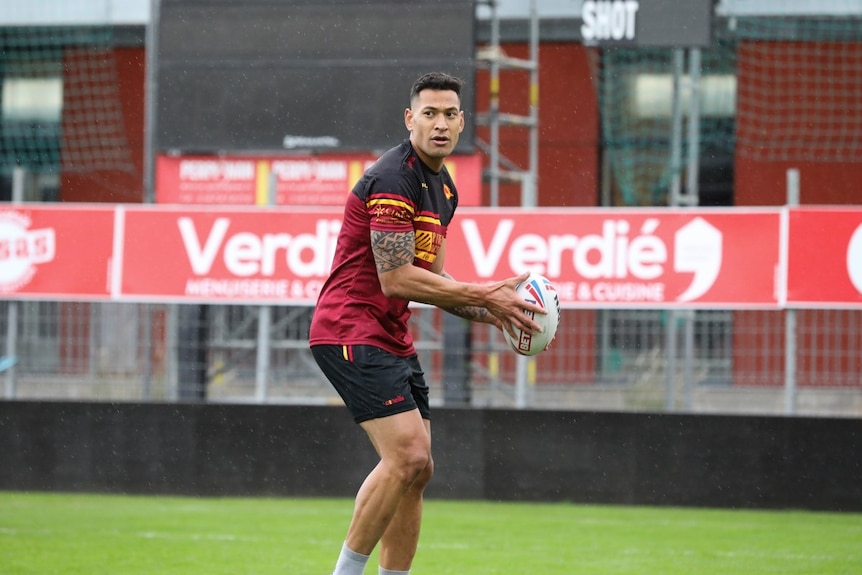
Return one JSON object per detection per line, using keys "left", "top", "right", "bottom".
{"left": 1, "top": 491, "right": 860, "bottom": 574}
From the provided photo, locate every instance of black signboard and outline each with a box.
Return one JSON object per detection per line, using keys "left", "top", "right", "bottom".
{"left": 580, "top": 0, "right": 713, "bottom": 47}
{"left": 157, "top": 0, "right": 476, "bottom": 153}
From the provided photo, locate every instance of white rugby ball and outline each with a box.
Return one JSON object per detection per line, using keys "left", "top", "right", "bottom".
{"left": 503, "top": 272, "right": 560, "bottom": 356}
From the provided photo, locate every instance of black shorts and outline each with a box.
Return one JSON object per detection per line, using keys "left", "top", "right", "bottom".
{"left": 311, "top": 344, "right": 430, "bottom": 424}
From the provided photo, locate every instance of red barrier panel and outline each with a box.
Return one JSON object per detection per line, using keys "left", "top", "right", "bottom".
{"left": 786, "top": 207, "right": 862, "bottom": 307}
{"left": 0, "top": 205, "right": 114, "bottom": 299}
{"left": 2, "top": 204, "right": 860, "bottom": 309}
{"left": 156, "top": 153, "right": 482, "bottom": 207}
{"left": 118, "top": 206, "right": 342, "bottom": 303}
{"left": 445, "top": 208, "right": 781, "bottom": 309}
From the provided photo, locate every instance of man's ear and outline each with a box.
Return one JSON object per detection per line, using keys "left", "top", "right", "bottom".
{"left": 404, "top": 108, "right": 413, "bottom": 131}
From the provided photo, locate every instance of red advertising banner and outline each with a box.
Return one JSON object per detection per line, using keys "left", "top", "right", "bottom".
{"left": 114, "top": 207, "right": 782, "bottom": 307}
{"left": 786, "top": 207, "right": 862, "bottom": 307}
{"left": 0, "top": 205, "right": 114, "bottom": 299}
{"left": 155, "top": 153, "right": 483, "bottom": 207}
{"left": 5, "top": 203, "right": 860, "bottom": 309}
{"left": 444, "top": 208, "right": 782, "bottom": 308}
{"left": 118, "top": 207, "right": 342, "bottom": 303}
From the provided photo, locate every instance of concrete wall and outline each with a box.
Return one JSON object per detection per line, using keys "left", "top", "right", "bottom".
{"left": 1, "top": 402, "right": 859, "bottom": 511}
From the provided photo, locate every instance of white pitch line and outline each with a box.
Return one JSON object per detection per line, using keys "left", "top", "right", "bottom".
{"left": 136, "top": 531, "right": 257, "bottom": 542}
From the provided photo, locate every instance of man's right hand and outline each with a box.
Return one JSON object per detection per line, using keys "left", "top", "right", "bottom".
{"left": 483, "top": 271, "right": 547, "bottom": 340}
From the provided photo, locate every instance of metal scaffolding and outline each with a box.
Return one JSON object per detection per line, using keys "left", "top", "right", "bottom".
{"left": 475, "top": 0, "right": 540, "bottom": 208}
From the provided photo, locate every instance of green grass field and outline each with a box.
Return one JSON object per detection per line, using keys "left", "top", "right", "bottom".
{"left": 1, "top": 491, "right": 860, "bottom": 574}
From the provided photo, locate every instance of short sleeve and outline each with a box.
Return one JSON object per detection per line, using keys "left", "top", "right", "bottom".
{"left": 365, "top": 171, "right": 419, "bottom": 233}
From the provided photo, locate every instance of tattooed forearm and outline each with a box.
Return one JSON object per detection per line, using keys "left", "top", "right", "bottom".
{"left": 437, "top": 271, "right": 494, "bottom": 324}
{"left": 445, "top": 304, "right": 494, "bottom": 324}
{"left": 371, "top": 230, "right": 415, "bottom": 273}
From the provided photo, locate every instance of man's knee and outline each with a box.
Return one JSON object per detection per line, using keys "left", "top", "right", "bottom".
{"left": 362, "top": 412, "right": 433, "bottom": 487}
{"left": 396, "top": 447, "right": 432, "bottom": 485}
{"left": 392, "top": 449, "right": 432, "bottom": 494}
{"left": 413, "top": 454, "right": 434, "bottom": 488}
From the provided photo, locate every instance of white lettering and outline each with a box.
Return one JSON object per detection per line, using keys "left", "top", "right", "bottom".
{"left": 629, "top": 219, "right": 665, "bottom": 279}
{"left": 282, "top": 135, "right": 341, "bottom": 149}
{"left": 271, "top": 160, "right": 348, "bottom": 182}
{"left": 178, "top": 217, "right": 341, "bottom": 278}
{"left": 545, "top": 234, "right": 578, "bottom": 277}
{"left": 178, "top": 217, "right": 231, "bottom": 275}
{"left": 463, "top": 217, "right": 668, "bottom": 282}
{"left": 288, "top": 220, "right": 341, "bottom": 277}
{"left": 179, "top": 160, "right": 219, "bottom": 181}
{"left": 674, "top": 217, "right": 723, "bottom": 302}
{"left": 224, "top": 232, "right": 262, "bottom": 277}
{"left": 592, "top": 281, "right": 665, "bottom": 302}
{"left": 508, "top": 233, "right": 548, "bottom": 272}
{"left": 272, "top": 161, "right": 311, "bottom": 181}
{"left": 261, "top": 233, "right": 292, "bottom": 276}
{"left": 574, "top": 220, "right": 616, "bottom": 279}
{"left": 848, "top": 224, "right": 862, "bottom": 294}
{"left": 460, "top": 218, "right": 514, "bottom": 278}
{"left": 581, "top": 0, "right": 639, "bottom": 42}
{"left": 179, "top": 160, "right": 254, "bottom": 181}
{"left": 185, "top": 278, "right": 289, "bottom": 298}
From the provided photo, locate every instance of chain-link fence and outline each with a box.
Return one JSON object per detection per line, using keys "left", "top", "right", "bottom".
{"left": 2, "top": 10, "right": 861, "bottom": 418}
{"left": 3, "top": 301, "right": 860, "bottom": 417}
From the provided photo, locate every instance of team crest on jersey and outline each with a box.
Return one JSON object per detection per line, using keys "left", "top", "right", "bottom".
{"left": 443, "top": 184, "right": 453, "bottom": 199}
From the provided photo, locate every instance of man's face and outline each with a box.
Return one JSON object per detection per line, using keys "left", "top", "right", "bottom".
{"left": 405, "top": 88, "right": 464, "bottom": 171}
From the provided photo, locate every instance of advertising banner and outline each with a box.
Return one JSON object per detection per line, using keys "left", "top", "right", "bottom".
{"left": 0, "top": 205, "right": 114, "bottom": 299}
{"left": 445, "top": 208, "right": 782, "bottom": 308}
{"left": 118, "top": 207, "right": 342, "bottom": 304}
{"left": 156, "top": 154, "right": 482, "bottom": 207}
{"left": 786, "top": 207, "right": 862, "bottom": 307}
{"left": 116, "top": 207, "right": 782, "bottom": 308}
{"left": 4, "top": 203, "right": 860, "bottom": 309}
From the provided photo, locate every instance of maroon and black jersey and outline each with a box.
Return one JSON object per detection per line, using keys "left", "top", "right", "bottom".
{"left": 309, "top": 140, "right": 458, "bottom": 356}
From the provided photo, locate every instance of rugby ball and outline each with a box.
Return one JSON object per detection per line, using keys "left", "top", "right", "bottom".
{"left": 503, "top": 272, "right": 560, "bottom": 356}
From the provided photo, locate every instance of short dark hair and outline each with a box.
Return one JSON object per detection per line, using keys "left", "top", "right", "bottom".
{"left": 410, "top": 72, "right": 464, "bottom": 104}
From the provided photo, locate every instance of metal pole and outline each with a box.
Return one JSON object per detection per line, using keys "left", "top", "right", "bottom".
{"left": 680, "top": 48, "right": 702, "bottom": 410}
{"left": 668, "top": 49, "right": 684, "bottom": 207}
{"left": 664, "top": 49, "right": 685, "bottom": 410}
{"left": 664, "top": 314, "right": 677, "bottom": 411}
{"left": 255, "top": 306, "right": 272, "bottom": 403}
{"left": 785, "top": 168, "right": 800, "bottom": 414}
{"left": 685, "top": 48, "right": 702, "bottom": 207}
{"left": 141, "top": 0, "right": 161, "bottom": 399}
{"left": 514, "top": 0, "right": 539, "bottom": 409}
{"left": 488, "top": 0, "right": 501, "bottom": 208}
{"left": 141, "top": 307, "right": 152, "bottom": 399}
{"left": 4, "top": 167, "right": 25, "bottom": 398}
{"left": 683, "top": 309, "right": 695, "bottom": 410}
{"left": 515, "top": 352, "right": 530, "bottom": 409}
{"left": 523, "top": 0, "right": 539, "bottom": 208}
{"left": 165, "top": 304, "right": 178, "bottom": 401}
{"left": 143, "top": 0, "right": 160, "bottom": 205}
{"left": 4, "top": 302, "right": 17, "bottom": 399}
{"left": 254, "top": 171, "right": 277, "bottom": 403}
{"left": 484, "top": 0, "right": 501, "bottom": 397}
{"left": 784, "top": 310, "right": 797, "bottom": 414}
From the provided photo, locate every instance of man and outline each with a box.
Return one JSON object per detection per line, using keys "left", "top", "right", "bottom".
{"left": 309, "top": 71, "right": 545, "bottom": 575}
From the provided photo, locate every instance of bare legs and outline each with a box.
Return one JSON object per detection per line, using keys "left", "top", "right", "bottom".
{"left": 345, "top": 410, "right": 433, "bottom": 571}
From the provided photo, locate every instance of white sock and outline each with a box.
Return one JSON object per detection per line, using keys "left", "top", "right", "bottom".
{"left": 379, "top": 568, "right": 410, "bottom": 575}
{"left": 332, "top": 542, "right": 370, "bottom": 575}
